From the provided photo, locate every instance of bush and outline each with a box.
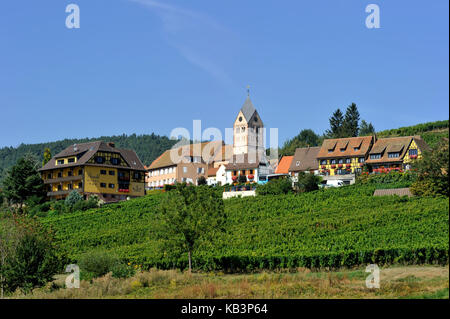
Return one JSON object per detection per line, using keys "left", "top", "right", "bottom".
{"left": 78, "top": 251, "right": 120, "bottom": 279}
{"left": 2, "top": 216, "right": 64, "bottom": 293}
{"left": 111, "top": 263, "right": 136, "bottom": 279}
{"left": 256, "top": 178, "right": 293, "bottom": 195}
{"left": 296, "top": 173, "right": 321, "bottom": 193}
{"left": 356, "top": 171, "right": 417, "bottom": 188}
{"left": 65, "top": 190, "right": 83, "bottom": 207}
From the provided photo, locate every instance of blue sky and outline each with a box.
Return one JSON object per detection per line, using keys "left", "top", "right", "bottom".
{"left": 0, "top": 0, "right": 448, "bottom": 148}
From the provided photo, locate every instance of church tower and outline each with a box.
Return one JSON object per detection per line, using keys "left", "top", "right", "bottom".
{"left": 233, "top": 95, "right": 264, "bottom": 155}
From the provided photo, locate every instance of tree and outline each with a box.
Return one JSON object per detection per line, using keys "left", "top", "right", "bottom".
{"left": 359, "top": 120, "right": 376, "bottom": 136}
{"left": 65, "top": 190, "right": 83, "bottom": 207}
{"left": 296, "top": 172, "right": 321, "bottom": 193}
{"left": 1, "top": 214, "right": 63, "bottom": 294}
{"left": 326, "top": 109, "right": 345, "bottom": 138}
{"left": 1, "top": 155, "right": 46, "bottom": 209}
{"left": 410, "top": 138, "right": 449, "bottom": 197}
{"left": 0, "top": 214, "right": 22, "bottom": 298}
{"left": 279, "top": 129, "right": 322, "bottom": 156}
{"left": 342, "top": 103, "right": 360, "bottom": 137}
{"left": 42, "top": 148, "right": 52, "bottom": 167}
{"left": 158, "top": 184, "right": 226, "bottom": 272}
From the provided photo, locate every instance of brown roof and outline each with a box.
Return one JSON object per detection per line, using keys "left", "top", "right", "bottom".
{"left": 225, "top": 153, "right": 262, "bottom": 170}
{"left": 38, "top": 141, "right": 146, "bottom": 172}
{"left": 317, "top": 136, "right": 373, "bottom": 159}
{"left": 275, "top": 156, "right": 294, "bottom": 174}
{"left": 289, "top": 146, "right": 321, "bottom": 172}
{"left": 365, "top": 136, "right": 430, "bottom": 164}
{"left": 373, "top": 188, "right": 413, "bottom": 197}
{"left": 148, "top": 141, "right": 231, "bottom": 170}
{"left": 207, "top": 167, "right": 219, "bottom": 177}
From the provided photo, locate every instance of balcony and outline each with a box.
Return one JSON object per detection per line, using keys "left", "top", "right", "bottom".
{"left": 44, "top": 175, "right": 82, "bottom": 184}
{"left": 47, "top": 189, "right": 81, "bottom": 197}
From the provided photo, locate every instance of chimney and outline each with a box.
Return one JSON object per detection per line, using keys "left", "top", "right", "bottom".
{"left": 108, "top": 142, "right": 115, "bottom": 148}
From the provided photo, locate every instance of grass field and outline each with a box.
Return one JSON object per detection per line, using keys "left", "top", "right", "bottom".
{"left": 12, "top": 265, "right": 449, "bottom": 299}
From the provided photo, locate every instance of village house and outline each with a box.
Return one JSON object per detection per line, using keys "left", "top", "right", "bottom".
{"left": 39, "top": 141, "right": 146, "bottom": 202}
{"left": 288, "top": 146, "right": 321, "bottom": 182}
{"left": 146, "top": 141, "right": 231, "bottom": 188}
{"left": 365, "top": 136, "right": 430, "bottom": 172}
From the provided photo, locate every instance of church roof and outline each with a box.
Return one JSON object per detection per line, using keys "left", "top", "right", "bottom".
{"left": 240, "top": 96, "right": 257, "bottom": 122}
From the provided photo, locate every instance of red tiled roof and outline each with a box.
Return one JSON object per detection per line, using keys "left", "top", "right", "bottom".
{"left": 275, "top": 156, "right": 293, "bottom": 174}
{"left": 317, "top": 136, "right": 373, "bottom": 159}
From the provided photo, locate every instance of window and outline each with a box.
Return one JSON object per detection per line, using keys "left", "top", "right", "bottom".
{"left": 238, "top": 116, "right": 242, "bottom": 122}
{"left": 320, "top": 160, "right": 327, "bottom": 165}
{"left": 388, "top": 152, "right": 400, "bottom": 158}
{"left": 370, "top": 154, "right": 381, "bottom": 160}
{"left": 183, "top": 167, "right": 187, "bottom": 173}
{"left": 78, "top": 169, "right": 83, "bottom": 175}
{"left": 134, "top": 172, "right": 141, "bottom": 179}
{"left": 359, "top": 157, "right": 365, "bottom": 163}
{"left": 68, "top": 170, "right": 73, "bottom": 176}
{"left": 57, "top": 159, "right": 64, "bottom": 165}
{"left": 233, "top": 170, "right": 237, "bottom": 176}
{"left": 109, "top": 183, "right": 115, "bottom": 189}
{"left": 331, "top": 159, "right": 336, "bottom": 164}
{"left": 100, "top": 170, "right": 107, "bottom": 175}
{"left": 58, "top": 172, "right": 62, "bottom": 178}
{"left": 340, "top": 148, "right": 346, "bottom": 152}
{"left": 345, "top": 158, "right": 351, "bottom": 164}
{"left": 111, "top": 158, "right": 121, "bottom": 165}
{"left": 68, "top": 184, "right": 73, "bottom": 190}
{"left": 354, "top": 147, "right": 360, "bottom": 151}
{"left": 296, "top": 161, "right": 300, "bottom": 166}
{"left": 100, "top": 183, "right": 106, "bottom": 188}
{"left": 95, "top": 156, "right": 105, "bottom": 164}
{"left": 197, "top": 167, "right": 204, "bottom": 174}
{"left": 47, "top": 173, "right": 52, "bottom": 179}
{"left": 241, "top": 127, "right": 245, "bottom": 133}
{"left": 57, "top": 185, "right": 62, "bottom": 191}
{"left": 338, "top": 159, "right": 344, "bottom": 164}
{"left": 409, "top": 149, "right": 418, "bottom": 156}
{"left": 78, "top": 182, "right": 83, "bottom": 188}
{"left": 249, "top": 170, "right": 254, "bottom": 175}
{"left": 109, "top": 170, "right": 115, "bottom": 176}
{"left": 68, "top": 158, "right": 75, "bottom": 163}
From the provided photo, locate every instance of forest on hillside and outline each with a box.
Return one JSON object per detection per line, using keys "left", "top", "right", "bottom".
{"left": 0, "top": 133, "right": 178, "bottom": 180}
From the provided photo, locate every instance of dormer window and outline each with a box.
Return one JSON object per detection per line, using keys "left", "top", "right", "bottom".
{"left": 340, "top": 148, "right": 346, "bottom": 152}
{"left": 296, "top": 161, "right": 300, "bottom": 166}
{"left": 57, "top": 159, "right": 64, "bottom": 165}
{"left": 95, "top": 156, "right": 105, "bottom": 164}
{"left": 354, "top": 147, "right": 360, "bottom": 151}
{"left": 370, "top": 154, "right": 381, "bottom": 159}
{"left": 111, "top": 158, "right": 120, "bottom": 165}
{"left": 388, "top": 152, "right": 400, "bottom": 158}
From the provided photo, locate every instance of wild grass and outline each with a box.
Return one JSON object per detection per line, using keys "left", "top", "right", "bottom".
{"left": 10, "top": 265, "right": 449, "bottom": 299}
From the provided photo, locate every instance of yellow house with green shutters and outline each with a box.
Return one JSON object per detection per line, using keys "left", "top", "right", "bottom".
{"left": 365, "top": 136, "right": 430, "bottom": 172}
{"left": 38, "top": 141, "right": 146, "bottom": 202}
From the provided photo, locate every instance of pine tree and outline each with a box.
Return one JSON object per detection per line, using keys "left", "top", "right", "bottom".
{"left": 326, "top": 109, "right": 345, "bottom": 138}
{"left": 342, "top": 103, "right": 360, "bottom": 137}
{"left": 359, "top": 120, "right": 376, "bottom": 136}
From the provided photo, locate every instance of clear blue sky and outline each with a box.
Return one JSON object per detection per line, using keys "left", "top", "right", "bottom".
{"left": 0, "top": 0, "right": 448, "bottom": 148}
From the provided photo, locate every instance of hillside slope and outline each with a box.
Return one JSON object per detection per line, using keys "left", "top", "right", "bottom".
{"left": 43, "top": 185, "right": 449, "bottom": 271}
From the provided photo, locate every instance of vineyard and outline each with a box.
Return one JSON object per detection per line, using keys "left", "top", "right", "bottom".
{"left": 42, "top": 185, "right": 449, "bottom": 271}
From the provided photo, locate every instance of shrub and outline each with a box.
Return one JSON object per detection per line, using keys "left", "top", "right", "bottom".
{"left": 296, "top": 173, "right": 321, "bottom": 193}
{"left": 256, "top": 178, "right": 293, "bottom": 195}
{"left": 78, "top": 251, "right": 120, "bottom": 279}
{"left": 111, "top": 263, "right": 136, "bottom": 279}
{"left": 65, "top": 190, "right": 83, "bottom": 207}
{"left": 411, "top": 138, "right": 449, "bottom": 197}
{"left": 2, "top": 216, "right": 63, "bottom": 293}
